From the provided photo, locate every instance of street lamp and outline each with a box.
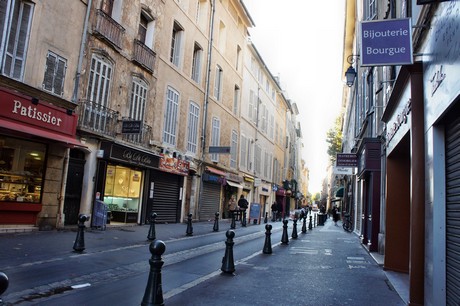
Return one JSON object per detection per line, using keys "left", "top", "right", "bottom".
{"left": 345, "top": 66, "right": 357, "bottom": 87}
{"left": 345, "top": 54, "right": 360, "bottom": 87}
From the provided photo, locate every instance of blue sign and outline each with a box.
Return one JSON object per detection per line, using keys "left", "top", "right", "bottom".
{"left": 249, "top": 203, "right": 261, "bottom": 220}
{"left": 360, "top": 18, "right": 413, "bottom": 66}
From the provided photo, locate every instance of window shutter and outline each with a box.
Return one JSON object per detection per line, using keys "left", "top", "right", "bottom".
{"left": 43, "top": 53, "right": 56, "bottom": 92}
{"left": 54, "top": 58, "right": 66, "bottom": 96}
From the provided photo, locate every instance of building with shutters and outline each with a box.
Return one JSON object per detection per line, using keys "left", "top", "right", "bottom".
{"left": 0, "top": 0, "right": 88, "bottom": 229}
{"left": 341, "top": 0, "right": 460, "bottom": 304}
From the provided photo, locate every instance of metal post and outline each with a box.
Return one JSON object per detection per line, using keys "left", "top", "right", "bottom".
{"left": 147, "top": 212, "right": 157, "bottom": 241}
{"left": 281, "top": 219, "right": 289, "bottom": 245}
{"left": 302, "top": 215, "right": 307, "bottom": 233}
{"left": 263, "top": 224, "right": 273, "bottom": 254}
{"left": 0, "top": 272, "right": 8, "bottom": 306}
{"left": 221, "top": 230, "right": 236, "bottom": 274}
{"left": 213, "top": 212, "right": 219, "bottom": 232}
{"left": 141, "top": 240, "right": 166, "bottom": 306}
{"left": 186, "top": 213, "right": 193, "bottom": 236}
{"left": 291, "top": 218, "right": 298, "bottom": 239}
{"left": 73, "top": 214, "right": 89, "bottom": 252}
{"left": 230, "top": 211, "right": 236, "bottom": 229}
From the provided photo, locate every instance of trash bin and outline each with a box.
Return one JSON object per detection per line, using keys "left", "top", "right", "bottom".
{"left": 92, "top": 200, "right": 108, "bottom": 230}
{"left": 318, "top": 213, "right": 327, "bottom": 226}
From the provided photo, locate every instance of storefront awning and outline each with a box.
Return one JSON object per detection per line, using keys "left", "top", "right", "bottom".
{"left": 335, "top": 187, "right": 344, "bottom": 198}
{"left": 0, "top": 118, "right": 86, "bottom": 148}
{"left": 226, "top": 180, "right": 243, "bottom": 189}
{"left": 205, "top": 166, "right": 226, "bottom": 176}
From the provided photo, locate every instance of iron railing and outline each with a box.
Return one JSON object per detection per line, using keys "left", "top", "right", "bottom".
{"left": 133, "top": 39, "right": 156, "bottom": 73}
{"left": 94, "top": 10, "right": 125, "bottom": 49}
{"left": 121, "top": 118, "right": 153, "bottom": 147}
{"left": 78, "top": 100, "right": 118, "bottom": 137}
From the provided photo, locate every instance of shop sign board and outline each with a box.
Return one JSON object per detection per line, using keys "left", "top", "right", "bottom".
{"left": 361, "top": 18, "right": 413, "bottom": 66}
{"left": 209, "top": 146, "right": 231, "bottom": 154}
{"left": 336, "top": 153, "right": 358, "bottom": 167}
{"left": 121, "top": 120, "right": 142, "bottom": 134}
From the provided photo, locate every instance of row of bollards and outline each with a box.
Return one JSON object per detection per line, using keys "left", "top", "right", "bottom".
{"left": 139, "top": 210, "right": 323, "bottom": 305}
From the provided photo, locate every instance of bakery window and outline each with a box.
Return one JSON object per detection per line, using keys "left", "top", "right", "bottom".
{"left": 104, "top": 165, "right": 142, "bottom": 223}
{"left": 0, "top": 136, "right": 45, "bottom": 203}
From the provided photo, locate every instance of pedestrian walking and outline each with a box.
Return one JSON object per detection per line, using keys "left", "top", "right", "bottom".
{"left": 238, "top": 194, "right": 248, "bottom": 225}
{"left": 228, "top": 195, "right": 237, "bottom": 220}
{"left": 271, "top": 201, "right": 278, "bottom": 221}
{"left": 332, "top": 205, "right": 339, "bottom": 226}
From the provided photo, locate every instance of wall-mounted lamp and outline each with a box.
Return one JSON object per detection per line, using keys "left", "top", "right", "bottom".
{"left": 66, "top": 109, "right": 73, "bottom": 115}
{"left": 345, "top": 54, "right": 360, "bottom": 87}
{"left": 31, "top": 97, "right": 39, "bottom": 105}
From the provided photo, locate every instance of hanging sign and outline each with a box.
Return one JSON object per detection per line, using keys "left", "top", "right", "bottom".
{"left": 361, "top": 18, "right": 413, "bottom": 66}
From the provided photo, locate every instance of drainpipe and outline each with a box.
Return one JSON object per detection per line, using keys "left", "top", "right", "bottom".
{"left": 72, "top": 0, "right": 92, "bottom": 103}
{"left": 197, "top": 0, "right": 216, "bottom": 219}
{"left": 57, "top": 148, "right": 70, "bottom": 229}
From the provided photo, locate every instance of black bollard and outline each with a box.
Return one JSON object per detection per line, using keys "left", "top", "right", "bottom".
{"left": 309, "top": 215, "right": 313, "bottom": 230}
{"left": 186, "top": 213, "right": 193, "bottom": 236}
{"left": 241, "top": 210, "right": 247, "bottom": 227}
{"left": 0, "top": 272, "right": 8, "bottom": 305}
{"left": 292, "top": 218, "right": 298, "bottom": 239}
{"left": 281, "top": 219, "right": 289, "bottom": 245}
{"left": 263, "top": 224, "right": 273, "bottom": 254}
{"left": 221, "top": 230, "right": 236, "bottom": 274}
{"left": 73, "top": 214, "right": 89, "bottom": 252}
{"left": 264, "top": 212, "right": 268, "bottom": 224}
{"left": 213, "top": 212, "right": 220, "bottom": 232}
{"left": 301, "top": 215, "right": 307, "bottom": 234}
{"left": 230, "top": 211, "right": 236, "bottom": 229}
{"left": 141, "top": 239, "right": 166, "bottom": 306}
{"left": 147, "top": 212, "right": 157, "bottom": 241}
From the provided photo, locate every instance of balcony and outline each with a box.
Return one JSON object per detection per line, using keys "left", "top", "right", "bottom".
{"left": 133, "top": 39, "right": 156, "bottom": 73}
{"left": 94, "top": 10, "right": 125, "bottom": 50}
{"left": 121, "top": 118, "right": 153, "bottom": 147}
{"left": 77, "top": 100, "right": 119, "bottom": 138}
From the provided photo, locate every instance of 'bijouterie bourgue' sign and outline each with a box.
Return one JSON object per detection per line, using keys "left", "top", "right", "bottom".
{"left": 360, "top": 18, "right": 413, "bottom": 66}
{"left": 101, "top": 142, "right": 159, "bottom": 169}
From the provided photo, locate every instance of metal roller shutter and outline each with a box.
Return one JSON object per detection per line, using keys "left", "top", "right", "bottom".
{"left": 151, "top": 170, "right": 181, "bottom": 223}
{"left": 200, "top": 181, "right": 221, "bottom": 221}
{"left": 446, "top": 113, "right": 460, "bottom": 304}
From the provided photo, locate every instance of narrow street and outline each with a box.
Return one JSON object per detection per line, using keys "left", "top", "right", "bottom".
{"left": 0, "top": 215, "right": 405, "bottom": 305}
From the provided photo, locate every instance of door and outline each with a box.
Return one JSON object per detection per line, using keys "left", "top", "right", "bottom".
{"left": 64, "top": 150, "right": 85, "bottom": 225}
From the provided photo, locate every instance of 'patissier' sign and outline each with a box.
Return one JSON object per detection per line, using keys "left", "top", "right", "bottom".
{"left": 360, "top": 18, "right": 413, "bottom": 66}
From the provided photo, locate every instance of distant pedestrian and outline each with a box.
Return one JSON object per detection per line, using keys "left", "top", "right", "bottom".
{"left": 277, "top": 201, "right": 283, "bottom": 220}
{"left": 228, "top": 195, "right": 237, "bottom": 218}
{"left": 332, "top": 205, "right": 339, "bottom": 226}
{"left": 271, "top": 202, "right": 278, "bottom": 222}
{"left": 238, "top": 194, "right": 248, "bottom": 211}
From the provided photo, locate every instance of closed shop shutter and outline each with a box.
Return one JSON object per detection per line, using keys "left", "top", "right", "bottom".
{"left": 151, "top": 170, "right": 181, "bottom": 223}
{"left": 200, "top": 181, "right": 221, "bottom": 221}
{"left": 446, "top": 113, "right": 460, "bottom": 304}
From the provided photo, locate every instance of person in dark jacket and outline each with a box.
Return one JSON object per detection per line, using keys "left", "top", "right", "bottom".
{"left": 332, "top": 205, "right": 340, "bottom": 226}
{"left": 271, "top": 202, "right": 278, "bottom": 221}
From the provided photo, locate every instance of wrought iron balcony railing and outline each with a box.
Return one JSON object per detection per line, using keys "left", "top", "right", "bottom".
{"left": 94, "top": 10, "right": 125, "bottom": 49}
{"left": 77, "top": 100, "right": 119, "bottom": 138}
{"left": 133, "top": 39, "right": 156, "bottom": 73}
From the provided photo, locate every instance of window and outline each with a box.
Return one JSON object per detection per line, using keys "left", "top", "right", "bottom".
{"left": 0, "top": 136, "right": 46, "bottom": 204}
{"left": 191, "top": 43, "right": 203, "bottom": 83}
{"left": 42, "top": 51, "right": 67, "bottom": 96}
{"left": 170, "top": 21, "right": 184, "bottom": 67}
{"left": 87, "top": 54, "right": 113, "bottom": 106}
{"left": 138, "top": 11, "right": 155, "bottom": 48}
{"left": 218, "top": 21, "right": 226, "bottom": 51}
{"left": 211, "top": 117, "right": 220, "bottom": 162}
{"left": 236, "top": 45, "right": 241, "bottom": 71}
{"left": 195, "top": 0, "right": 207, "bottom": 29}
{"left": 0, "top": 0, "right": 34, "bottom": 80}
{"left": 129, "top": 77, "right": 147, "bottom": 121}
{"left": 240, "top": 135, "right": 247, "bottom": 168}
{"left": 247, "top": 138, "right": 253, "bottom": 171}
{"left": 366, "top": 0, "right": 377, "bottom": 20}
{"left": 254, "top": 144, "right": 261, "bottom": 175}
{"left": 214, "top": 65, "right": 223, "bottom": 101}
{"left": 269, "top": 114, "right": 274, "bottom": 140}
{"left": 233, "top": 85, "right": 239, "bottom": 115}
{"left": 163, "top": 86, "right": 180, "bottom": 146}
{"left": 230, "top": 130, "right": 237, "bottom": 169}
{"left": 187, "top": 101, "right": 200, "bottom": 154}
{"left": 101, "top": 0, "right": 114, "bottom": 15}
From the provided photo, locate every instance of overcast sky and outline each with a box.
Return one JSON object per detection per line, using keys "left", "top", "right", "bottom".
{"left": 243, "top": 0, "right": 346, "bottom": 193}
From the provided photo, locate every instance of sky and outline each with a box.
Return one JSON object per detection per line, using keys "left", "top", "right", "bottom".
{"left": 242, "top": 0, "right": 347, "bottom": 194}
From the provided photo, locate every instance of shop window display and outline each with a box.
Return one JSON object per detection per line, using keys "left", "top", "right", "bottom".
{"left": 104, "top": 165, "right": 142, "bottom": 223}
{"left": 0, "top": 136, "right": 45, "bottom": 203}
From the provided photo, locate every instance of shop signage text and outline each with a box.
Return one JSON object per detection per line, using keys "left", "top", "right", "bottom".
{"left": 122, "top": 120, "right": 142, "bottom": 134}
{"left": 336, "top": 153, "right": 358, "bottom": 167}
{"left": 361, "top": 18, "right": 413, "bottom": 66}
{"left": 159, "top": 154, "right": 190, "bottom": 176}
{"left": 108, "top": 143, "right": 159, "bottom": 168}
{"left": 386, "top": 99, "right": 412, "bottom": 147}
{"left": 0, "top": 88, "right": 77, "bottom": 135}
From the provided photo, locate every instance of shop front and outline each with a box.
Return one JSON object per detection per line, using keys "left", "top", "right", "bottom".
{"left": 95, "top": 141, "right": 160, "bottom": 225}
{"left": 199, "top": 166, "right": 225, "bottom": 221}
{"left": 0, "top": 88, "right": 84, "bottom": 226}
{"left": 356, "top": 138, "right": 381, "bottom": 252}
{"left": 223, "top": 173, "right": 243, "bottom": 219}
